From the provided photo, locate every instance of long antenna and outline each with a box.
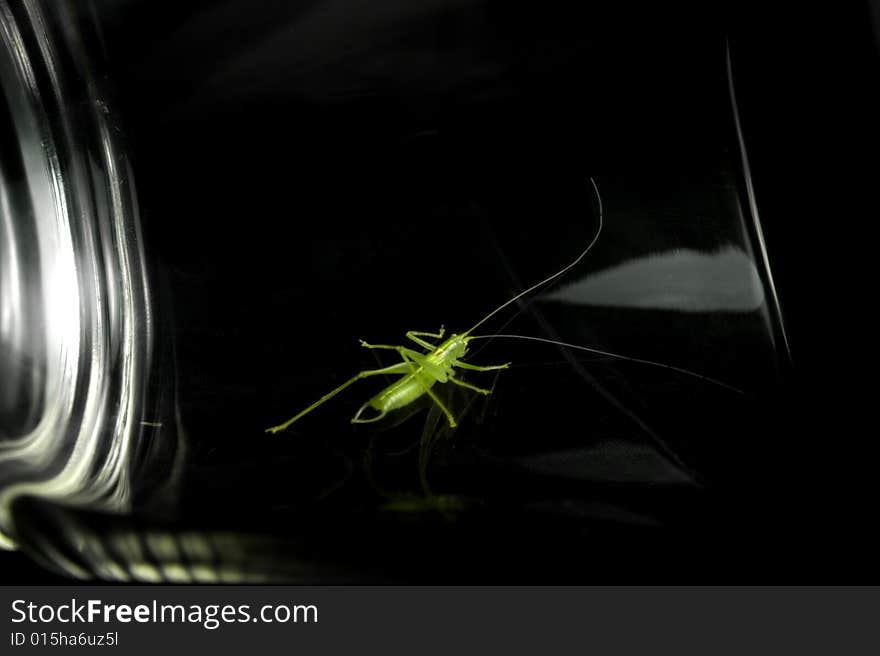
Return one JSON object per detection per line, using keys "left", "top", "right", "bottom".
{"left": 469, "top": 334, "right": 743, "bottom": 394}
{"left": 466, "top": 177, "right": 604, "bottom": 335}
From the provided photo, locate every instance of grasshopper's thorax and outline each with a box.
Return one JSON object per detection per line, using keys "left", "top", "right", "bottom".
{"left": 369, "top": 332, "right": 470, "bottom": 414}
{"left": 429, "top": 333, "right": 469, "bottom": 368}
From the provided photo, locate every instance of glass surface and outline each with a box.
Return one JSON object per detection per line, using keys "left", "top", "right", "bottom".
{"left": 0, "top": 0, "right": 160, "bottom": 557}
{"left": 0, "top": 1, "right": 790, "bottom": 582}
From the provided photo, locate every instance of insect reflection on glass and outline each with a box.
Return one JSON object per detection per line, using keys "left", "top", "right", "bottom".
{"left": 266, "top": 178, "right": 737, "bottom": 435}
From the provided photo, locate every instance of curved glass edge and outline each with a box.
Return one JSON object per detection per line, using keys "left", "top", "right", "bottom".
{"left": 0, "top": 0, "right": 168, "bottom": 551}
{"left": 725, "top": 40, "right": 791, "bottom": 369}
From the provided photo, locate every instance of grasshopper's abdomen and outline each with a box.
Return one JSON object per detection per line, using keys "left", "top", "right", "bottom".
{"left": 369, "top": 371, "right": 437, "bottom": 413}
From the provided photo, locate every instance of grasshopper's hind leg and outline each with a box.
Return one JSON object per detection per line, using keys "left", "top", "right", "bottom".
{"left": 266, "top": 362, "right": 410, "bottom": 434}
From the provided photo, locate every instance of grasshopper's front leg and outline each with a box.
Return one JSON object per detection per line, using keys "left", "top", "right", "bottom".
{"left": 405, "top": 327, "right": 445, "bottom": 350}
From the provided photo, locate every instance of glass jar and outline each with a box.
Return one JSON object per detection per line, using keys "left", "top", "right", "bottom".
{"left": 1, "top": 1, "right": 790, "bottom": 582}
